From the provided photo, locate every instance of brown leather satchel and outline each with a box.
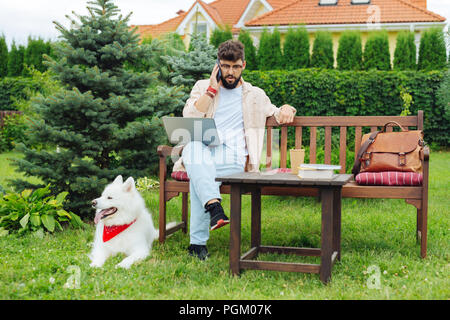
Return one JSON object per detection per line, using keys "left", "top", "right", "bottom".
{"left": 352, "top": 121, "right": 424, "bottom": 176}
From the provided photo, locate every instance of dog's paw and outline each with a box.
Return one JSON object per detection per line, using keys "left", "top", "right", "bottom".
{"left": 115, "top": 261, "right": 132, "bottom": 269}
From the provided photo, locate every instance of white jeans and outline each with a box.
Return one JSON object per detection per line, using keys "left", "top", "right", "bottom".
{"left": 182, "top": 141, "right": 245, "bottom": 245}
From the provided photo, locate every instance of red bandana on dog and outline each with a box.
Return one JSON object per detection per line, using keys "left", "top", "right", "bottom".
{"left": 103, "top": 219, "right": 137, "bottom": 242}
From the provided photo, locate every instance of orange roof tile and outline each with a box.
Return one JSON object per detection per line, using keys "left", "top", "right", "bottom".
{"left": 245, "top": 0, "right": 446, "bottom": 26}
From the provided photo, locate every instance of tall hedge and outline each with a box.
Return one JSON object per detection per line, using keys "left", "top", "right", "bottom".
{"left": 238, "top": 30, "right": 258, "bottom": 70}
{"left": 257, "top": 28, "right": 283, "bottom": 70}
{"left": 363, "top": 31, "right": 391, "bottom": 71}
{"left": 394, "top": 31, "right": 417, "bottom": 70}
{"left": 418, "top": 28, "right": 447, "bottom": 71}
{"left": 243, "top": 69, "right": 447, "bottom": 146}
{"left": 210, "top": 25, "right": 233, "bottom": 48}
{"left": 337, "top": 31, "right": 362, "bottom": 70}
{"left": 7, "top": 42, "right": 25, "bottom": 77}
{"left": 0, "top": 35, "right": 8, "bottom": 77}
{"left": 311, "top": 31, "right": 334, "bottom": 69}
{"left": 283, "top": 26, "right": 310, "bottom": 70}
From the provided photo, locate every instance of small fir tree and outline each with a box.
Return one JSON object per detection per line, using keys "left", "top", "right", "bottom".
{"left": 238, "top": 30, "right": 257, "bottom": 70}
{"left": 283, "top": 26, "right": 310, "bottom": 70}
{"left": 363, "top": 31, "right": 391, "bottom": 71}
{"left": 394, "top": 31, "right": 416, "bottom": 70}
{"left": 337, "top": 31, "right": 363, "bottom": 70}
{"left": 12, "top": 0, "right": 183, "bottom": 217}
{"left": 163, "top": 32, "right": 216, "bottom": 113}
{"left": 0, "top": 35, "right": 8, "bottom": 77}
{"left": 311, "top": 31, "right": 334, "bottom": 69}
{"left": 418, "top": 28, "right": 447, "bottom": 70}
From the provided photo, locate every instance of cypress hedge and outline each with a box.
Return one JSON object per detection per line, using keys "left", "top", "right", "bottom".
{"left": 243, "top": 68, "right": 447, "bottom": 147}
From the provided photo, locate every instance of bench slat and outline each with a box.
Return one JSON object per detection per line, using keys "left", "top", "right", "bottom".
{"left": 266, "top": 127, "right": 272, "bottom": 169}
{"left": 354, "top": 126, "right": 362, "bottom": 161}
{"left": 310, "top": 127, "right": 317, "bottom": 164}
{"left": 324, "top": 126, "right": 332, "bottom": 164}
{"left": 266, "top": 116, "right": 418, "bottom": 127}
{"left": 339, "top": 126, "right": 347, "bottom": 174}
{"left": 295, "top": 126, "right": 302, "bottom": 149}
{"left": 281, "top": 126, "right": 288, "bottom": 168}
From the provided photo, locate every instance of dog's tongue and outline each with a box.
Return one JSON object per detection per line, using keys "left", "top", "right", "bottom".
{"left": 94, "top": 208, "right": 115, "bottom": 224}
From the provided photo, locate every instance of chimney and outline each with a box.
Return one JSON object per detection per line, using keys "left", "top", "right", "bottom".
{"left": 177, "top": 10, "right": 186, "bottom": 15}
{"left": 408, "top": 0, "right": 427, "bottom": 10}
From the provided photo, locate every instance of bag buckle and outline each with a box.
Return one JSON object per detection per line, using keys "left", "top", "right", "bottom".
{"left": 361, "top": 152, "right": 371, "bottom": 167}
{"left": 398, "top": 152, "right": 406, "bottom": 166}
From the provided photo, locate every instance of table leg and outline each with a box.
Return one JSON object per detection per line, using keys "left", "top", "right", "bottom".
{"left": 333, "top": 187, "right": 342, "bottom": 261}
{"left": 230, "top": 184, "right": 242, "bottom": 276}
{"left": 251, "top": 187, "right": 261, "bottom": 249}
{"left": 320, "top": 188, "right": 334, "bottom": 284}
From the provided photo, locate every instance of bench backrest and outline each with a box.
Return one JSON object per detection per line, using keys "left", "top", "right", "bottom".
{"left": 264, "top": 110, "right": 424, "bottom": 174}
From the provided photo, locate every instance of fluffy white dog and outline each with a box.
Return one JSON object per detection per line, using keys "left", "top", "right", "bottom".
{"left": 89, "top": 175, "right": 173, "bottom": 269}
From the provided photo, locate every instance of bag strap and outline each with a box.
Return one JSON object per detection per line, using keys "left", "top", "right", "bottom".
{"left": 352, "top": 131, "right": 380, "bottom": 176}
{"left": 381, "top": 121, "right": 407, "bottom": 133}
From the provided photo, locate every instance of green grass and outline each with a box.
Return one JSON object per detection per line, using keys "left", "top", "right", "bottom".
{"left": 0, "top": 151, "right": 448, "bottom": 299}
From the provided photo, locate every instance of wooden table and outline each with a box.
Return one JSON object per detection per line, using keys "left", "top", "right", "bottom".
{"left": 216, "top": 172, "right": 352, "bottom": 284}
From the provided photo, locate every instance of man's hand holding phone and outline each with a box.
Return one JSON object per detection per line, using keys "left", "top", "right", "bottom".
{"left": 209, "top": 62, "right": 221, "bottom": 91}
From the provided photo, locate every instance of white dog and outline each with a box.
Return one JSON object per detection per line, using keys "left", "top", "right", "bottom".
{"left": 89, "top": 175, "right": 174, "bottom": 269}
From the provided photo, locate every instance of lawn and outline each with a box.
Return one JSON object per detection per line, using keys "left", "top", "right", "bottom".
{"left": 0, "top": 151, "right": 448, "bottom": 300}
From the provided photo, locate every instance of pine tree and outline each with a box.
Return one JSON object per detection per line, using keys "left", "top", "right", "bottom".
{"left": 7, "top": 41, "right": 24, "bottom": 77}
{"left": 283, "top": 26, "right": 310, "bottom": 70}
{"left": 164, "top": 32, "right": 216, "bottom": 112}
{"left": 270, "top": 28, "right": 283, "bottom": 70}
{"left": 11, "top": 0, "right": 183, "bottom": 217}
{"left": 0, "top": 35, "right": 8, "bottom": 77}
{"left": 337, "top": 31, "right": 362, "bottom": 70}
{"left": 393, "top": 31, "right": 416, "bottom": 70}
{"left": 418, "top": 28, "right": 447, "bottom": 70}
{"left": 363, "top": 31, "right": 391, "bottom": 71}
{"left": 311, "top": 31, "right": 334, "bottom": 69}
{"left": 238, "top": 29, "right": 257, "bottom": 70}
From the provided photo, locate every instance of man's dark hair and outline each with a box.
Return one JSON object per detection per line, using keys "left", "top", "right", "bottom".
{"left": 218, "top": 40, "right": 245, "bottom": 62}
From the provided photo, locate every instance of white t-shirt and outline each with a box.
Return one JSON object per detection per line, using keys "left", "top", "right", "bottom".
{"left": 214, "top": 86, "right": 248, "bottom": 165}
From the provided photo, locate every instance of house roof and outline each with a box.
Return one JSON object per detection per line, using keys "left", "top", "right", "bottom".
{"left": 245, "top": 0, "right": 446, "bottom": 26}
{"left": 132, "top": 0, "right": 446, "bottom": 39}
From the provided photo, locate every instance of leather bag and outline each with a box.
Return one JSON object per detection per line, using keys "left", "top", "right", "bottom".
{"left": 352, "top": 121, "right": 424, "bottom": 176}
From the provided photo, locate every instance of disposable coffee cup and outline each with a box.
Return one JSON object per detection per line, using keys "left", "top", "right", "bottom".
{"left": 289, "top": 148, "right": 305, "bottom": 175}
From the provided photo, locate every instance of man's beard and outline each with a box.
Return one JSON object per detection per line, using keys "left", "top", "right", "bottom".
{"left": 221, "top": 74, "right": 242, "bottom": 89}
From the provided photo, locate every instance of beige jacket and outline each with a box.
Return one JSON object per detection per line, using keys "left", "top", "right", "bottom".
{"left": 172, "top": 78, "right": 296, "bottom": 172}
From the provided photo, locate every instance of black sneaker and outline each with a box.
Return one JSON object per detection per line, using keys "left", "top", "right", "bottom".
{"left": 205, "top": 201, "right": 230, "bottom": 231}
{"left": 188, "top": 244, "right": 209, "bottom": 260}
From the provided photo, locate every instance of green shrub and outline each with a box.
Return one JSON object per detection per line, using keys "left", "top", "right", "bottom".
{"left": 0, "top": 114, "right": 27, "bottom": 152}
{"left": 394, "top": 31, "right": 416, "bottom": 70}
{"left": 238, "top": 30, "right": 258, "bottom": 70}
{"left": 337, "top": 31, "right": 362, "bottom": 70}
{"left": 363, "top": 31, "right": 391, "bottom": 71}
{"left": 7, "top": 41, "right": 25, "bottom": 77}
{"left": 0, "top": 185, "right": 84, "bottom": 236}
{"left": 283, "top": 26, "right": 310, "bottom": 70}
{"left": 311, "top": 31, "right": 334, "bottom": 69}
{"left": 418, "top": 28, "right": 447, "bottom": 71}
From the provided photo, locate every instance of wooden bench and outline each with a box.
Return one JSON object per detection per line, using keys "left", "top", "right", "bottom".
{"left": 157, "top": 110, "right": 429, "bottom": 258}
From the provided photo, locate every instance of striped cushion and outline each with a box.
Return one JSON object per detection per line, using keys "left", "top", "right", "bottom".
{"left": 171, "top": 171, "right": 189, "bottom": 181}
{"left": 170, "top": 168, "right": 292, "bottom": 181}
{"left": 355, "top": 171, "right": 423, "bottom": 186}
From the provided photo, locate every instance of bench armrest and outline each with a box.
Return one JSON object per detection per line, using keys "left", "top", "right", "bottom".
{"left": 157, "top": 145, "right": 183, "bottom": 158}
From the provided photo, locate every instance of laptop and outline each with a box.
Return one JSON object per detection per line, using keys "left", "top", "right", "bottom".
{"left": 162, "top": 117, "right": 221, "bottom": 146}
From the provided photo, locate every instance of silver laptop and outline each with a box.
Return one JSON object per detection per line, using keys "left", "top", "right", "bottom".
{"left": 162, "top": 117, "right": 221, "bottom": 146}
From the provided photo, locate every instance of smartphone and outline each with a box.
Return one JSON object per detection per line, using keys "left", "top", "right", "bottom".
{"left": 216, "top": 58, "right": 222, "bottom": 83}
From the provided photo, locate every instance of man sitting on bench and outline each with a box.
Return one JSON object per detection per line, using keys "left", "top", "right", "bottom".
{"left": 173, "top": 40, "right": 297, "bottom": 260}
